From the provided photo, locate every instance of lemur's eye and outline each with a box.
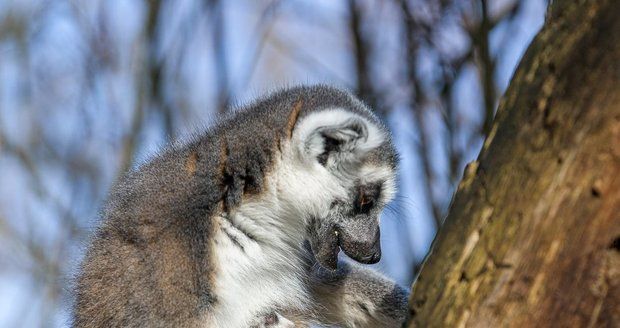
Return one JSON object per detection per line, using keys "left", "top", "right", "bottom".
{"left": 357, "top": 184, "right": 381, "bottom": 214}
{"left": 359, "top": 193, "right": 374, "bottom": 214}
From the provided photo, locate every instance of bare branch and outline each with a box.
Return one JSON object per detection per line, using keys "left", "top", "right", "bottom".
{"left": 399, "top": 0, "right": 444, "bottom": 228}
{"left": 348, "top": 0, "right": 377, "bottom": 111}
{"left": 117, "top": 0, "right": 162, "bottom": 176}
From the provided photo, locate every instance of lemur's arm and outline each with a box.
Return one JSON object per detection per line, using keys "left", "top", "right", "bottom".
{"left": 304, "top": 259, "right": 409, "bottom": 328}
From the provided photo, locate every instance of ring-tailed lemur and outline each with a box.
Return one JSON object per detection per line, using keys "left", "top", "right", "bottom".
{"left": 73, "top": 85, "right": 409, "bottom": 327}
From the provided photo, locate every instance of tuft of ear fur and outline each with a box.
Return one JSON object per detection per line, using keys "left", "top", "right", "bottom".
{"left": 294, "top": 109, "right": 384, "bottom": 166}
{"left": 313, "top": 117, "right": 367, "bottom": 166}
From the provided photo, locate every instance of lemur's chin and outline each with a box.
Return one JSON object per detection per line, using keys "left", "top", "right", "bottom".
{"left": 312, "top": 238, "right": 340, "bottom": 271}
{"left": 315, "top": 248, "right": 340, "bottom": 271}
{"left": 308, "top": 221, "right": 340, "bottom": 270}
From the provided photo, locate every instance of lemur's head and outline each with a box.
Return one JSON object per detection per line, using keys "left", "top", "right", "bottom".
{"left": 280, "top": 93, "right": 398, "bottom": 270}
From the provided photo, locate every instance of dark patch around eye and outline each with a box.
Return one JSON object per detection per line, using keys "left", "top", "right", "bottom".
{"left": 355, "top": 183, "right": 382, "bottom": 214}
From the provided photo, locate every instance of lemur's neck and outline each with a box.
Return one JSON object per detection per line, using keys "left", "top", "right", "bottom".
{"left": 218, "top": 200, "right": 308, "bottom": 256}
{"left": 213, "top": 144, "right": 312, "bottom": 260}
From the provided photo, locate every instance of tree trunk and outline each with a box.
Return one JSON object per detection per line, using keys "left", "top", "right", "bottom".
{"left": 406, "top": 0, "right": 620, "bottom": 327}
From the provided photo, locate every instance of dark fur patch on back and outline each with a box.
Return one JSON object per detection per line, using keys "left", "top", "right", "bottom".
{"left": 185, "top": 151, "right": 198, "bottom": 175}
{"left": 218, "top": 137, "right": 232, "bottom": 212}
{"left": 218, "top": 136, "right": 228, "bottom": 177}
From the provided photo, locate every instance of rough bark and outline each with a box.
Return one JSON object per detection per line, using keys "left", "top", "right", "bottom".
{"left": 406, "top": 0, "right": 620, "bottom": 327}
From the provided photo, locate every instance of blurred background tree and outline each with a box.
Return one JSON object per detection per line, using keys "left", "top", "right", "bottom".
{"left": 0, "top": 0, "right": 546, "bottom": 326}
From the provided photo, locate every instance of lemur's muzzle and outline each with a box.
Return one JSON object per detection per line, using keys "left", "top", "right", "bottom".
{"left": 308, "top": 213, "right": 382, "bottom": 270}
{"left": 336, "top": 220, "right": 381, "bottom": 265}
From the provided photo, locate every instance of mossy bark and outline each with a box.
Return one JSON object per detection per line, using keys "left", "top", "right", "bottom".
{"left": 407, "top": 0, "right": 620, "bottom": 327}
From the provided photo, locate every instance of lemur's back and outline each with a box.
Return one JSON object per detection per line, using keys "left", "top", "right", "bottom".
{"left": 74, "top": 85, "right": 407, "bottom": 328}
{"left": 74, "top": 138, "right": 214, "bottom": 326}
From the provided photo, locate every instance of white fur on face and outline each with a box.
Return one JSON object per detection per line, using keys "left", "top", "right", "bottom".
{"left": 358, "top": 165, "right": 397, "bottom": 206}
{"left": 284, "top": 108, "right": 396, "bottom": 219}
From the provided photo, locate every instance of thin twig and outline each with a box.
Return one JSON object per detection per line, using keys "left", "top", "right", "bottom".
{"left": 117, "top": 0, "right": 162, "bottom": 177}
{"left": 348, "top": 0, "right": 377, "bottom": 111}
{"left": 399, "top": 0, "right": 444, "bottom": 229}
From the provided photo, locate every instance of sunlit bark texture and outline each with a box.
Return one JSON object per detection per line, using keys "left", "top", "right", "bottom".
{"left": 406, "top": 0, "right": 620, "bottom": 327}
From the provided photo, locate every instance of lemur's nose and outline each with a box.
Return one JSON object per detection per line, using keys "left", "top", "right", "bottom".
{"left": 345, "top": 229, "right": 381, "bottom": 264}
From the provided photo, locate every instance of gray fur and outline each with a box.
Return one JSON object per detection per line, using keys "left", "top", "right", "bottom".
{"left": 306, "top": 259, "right": 410, "bottom": 327}
{"left": 73, "top": 85, "right": 406, "bottom": 327}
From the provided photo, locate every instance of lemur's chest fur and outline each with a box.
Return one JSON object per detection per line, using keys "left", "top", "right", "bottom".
{"left": 209, "top": 233, "right": 307, "bottom": 327}
{"left": 207, "top": 208, "right": 310, "bottom": 327}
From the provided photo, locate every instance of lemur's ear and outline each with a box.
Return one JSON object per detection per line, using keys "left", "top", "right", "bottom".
{"left": 303, "top": 116, "right": 369, "bottom": 166}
